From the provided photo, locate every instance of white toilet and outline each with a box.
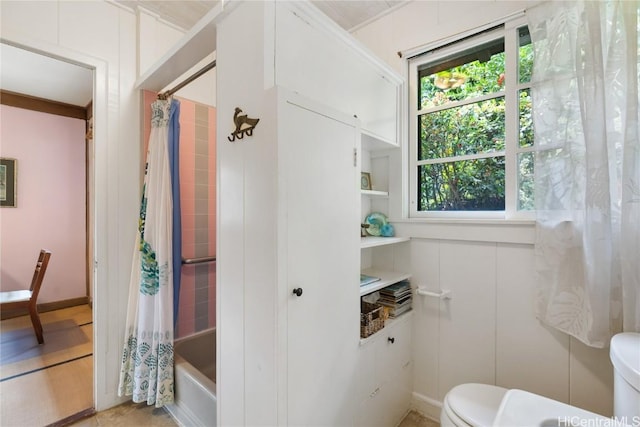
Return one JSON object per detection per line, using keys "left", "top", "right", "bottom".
{"left": 441, "top": 332, "right": 640, "bottom": 426}
{"left": 440, "top": 383, "right": 508, "bottom": 426}
{"left": 610, "top": 333, "right": 640, "bottom": 420}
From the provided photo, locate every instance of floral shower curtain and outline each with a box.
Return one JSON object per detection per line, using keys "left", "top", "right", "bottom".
{"left": 118, "top": 98, "right": 175, "bottom": 406}
{"left": 528, "top": 0, "right": 639, "bottom": 348}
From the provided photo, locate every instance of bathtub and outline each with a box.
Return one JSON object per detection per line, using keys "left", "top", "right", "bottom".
{"left": 166, "top": 328, "right": 216, "bottom": 426}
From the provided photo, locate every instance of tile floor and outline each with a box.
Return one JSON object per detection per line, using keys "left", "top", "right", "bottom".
{"left": 398, "top": 410, "right": 441, "bottom": 427}
{"left": 1, "top": 306, "right": 440, "bottom": 427}
{"left": 69, "top": 401, "right": 177, "bottom": 427}
{"left": 71, "top": 403, "right": 439, "bottom": 427}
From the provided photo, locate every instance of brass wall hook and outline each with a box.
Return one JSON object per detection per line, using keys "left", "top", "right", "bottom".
{"left": 228, "top": 107, "right": 260, "bottom": 142}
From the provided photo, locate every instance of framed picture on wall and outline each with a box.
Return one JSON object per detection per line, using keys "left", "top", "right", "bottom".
{"left": 0, "top": 158, "right": 17, "bottom": 208}
{"left": 361, "top": 172, "right": 372, "bottom": 191}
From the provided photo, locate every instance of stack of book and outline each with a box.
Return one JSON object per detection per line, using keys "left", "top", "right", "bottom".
{"left": 360, "top": 273, "right": 381, "bottom": 287}
{"left": 378, "top": 281, "right": 412, "bottom": 318}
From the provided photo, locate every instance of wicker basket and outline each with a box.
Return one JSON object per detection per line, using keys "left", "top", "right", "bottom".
{"left": 360, "top": 301, "right": 385, "bottom": 338}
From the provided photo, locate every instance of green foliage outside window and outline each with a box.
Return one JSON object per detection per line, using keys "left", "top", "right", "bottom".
{"left": 416, "top": 35, "right": 534, "bottom": 212}
{"left": 518, "top": 41, "right": 535, "bottom": 210}
{"left": 418, "top": 98, "right": 506, "bottom": 211}
{"left": 420, "top": 50, "right": 506, "bottom": 110}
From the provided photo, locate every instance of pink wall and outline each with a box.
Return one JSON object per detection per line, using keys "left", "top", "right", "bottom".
{"left": 142, "top": 91, "right": 216, "bottom": 338}
{"left": 0, "top": 105, "right": 86, "bottom": 304}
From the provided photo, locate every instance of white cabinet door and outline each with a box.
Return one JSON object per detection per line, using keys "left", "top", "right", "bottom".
{"left": 280, "top": 94, "right": 360, "bottom": 426}
{"left": 275, "top": 2, "right": 401, "bottom": 144}
{"left": 380, "top": 317, "right": 413, "bottom": 425}
{"left": 378, "top": 316, "right": 413, "bottom": 386}
{"left": 356, "top": 314, "right": 413, "bottom": 427}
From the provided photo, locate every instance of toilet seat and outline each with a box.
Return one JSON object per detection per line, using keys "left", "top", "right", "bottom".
{"left": 444, "top": 383, "right": 508, "bottom": 426}
{"left": 443, "top": 398, "right": 473, "bottom": 426}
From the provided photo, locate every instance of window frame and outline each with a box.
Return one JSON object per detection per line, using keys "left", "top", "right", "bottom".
{"left": 407, "top": 16, "right": 534, "bottom": 220}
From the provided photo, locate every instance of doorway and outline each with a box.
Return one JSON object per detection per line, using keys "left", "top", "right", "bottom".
{"left": 0, "top": 41, "right": 96, "bottom": 425}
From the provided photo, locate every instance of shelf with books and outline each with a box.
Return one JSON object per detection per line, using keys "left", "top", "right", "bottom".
{"left": 359, "top": 276, "right": 413, "bottom": 344}
{"left": 377, "top": 280, "right": 412, "bottom": 318}
{"left": 359, "top": 268, "right": 411, "bottom": 296}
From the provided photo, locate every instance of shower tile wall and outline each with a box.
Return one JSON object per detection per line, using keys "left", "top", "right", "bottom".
{"left": 142, "top": 91, "right": 216, "bottom": 339}
{"left": 177, "top": 99, "right": 217, "bottom": 338}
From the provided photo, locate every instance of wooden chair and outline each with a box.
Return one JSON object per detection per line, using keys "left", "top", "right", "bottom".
{"left": 0, "top": 249, "right": 52, "bottom": 344}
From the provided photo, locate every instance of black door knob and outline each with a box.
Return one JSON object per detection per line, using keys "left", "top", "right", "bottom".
{"left": 388, "top": 337, "right": 395, "bottom": 344}
{"left": 292, "top": 288, "right": 303, "bottom": 297}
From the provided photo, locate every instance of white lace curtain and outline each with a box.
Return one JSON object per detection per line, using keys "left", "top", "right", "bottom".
{"left": 528, "top": 1, "right": 639, "bottom": 348}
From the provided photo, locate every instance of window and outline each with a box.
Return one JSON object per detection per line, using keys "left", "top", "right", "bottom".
{"left": 408, "top": 19, "right": 533, "bottom": 218}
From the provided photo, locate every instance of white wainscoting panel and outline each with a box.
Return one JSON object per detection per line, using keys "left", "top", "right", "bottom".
{"left": 569, "top": 338, "right": 613, "bottom": 416}
{"left": 410, "top": 239, "right": 440, "bottom": 402}
{"left": 408, "top": 236, "right": 614, "bottom": 418}
{"left": 438, "top": 240, "right": 497, "bottom": 400}
{"left": 496, "top": 243, "right": 570, "bottom": 402}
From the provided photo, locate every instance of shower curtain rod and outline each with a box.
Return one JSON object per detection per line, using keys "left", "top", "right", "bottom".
{"left": 157, "top": 59, "right": 217, "bottom": 100}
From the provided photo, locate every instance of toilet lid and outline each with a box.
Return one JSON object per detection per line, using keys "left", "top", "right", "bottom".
{"left": 446, "top": 383, "right": 508, "bottom": 426}
{"left": 493, "top": 389, "right": 609, "bottom": 426}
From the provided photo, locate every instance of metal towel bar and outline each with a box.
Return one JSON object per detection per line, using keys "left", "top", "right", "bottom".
{"left": 182, "top": 256, "right": 216, "bottom": 265}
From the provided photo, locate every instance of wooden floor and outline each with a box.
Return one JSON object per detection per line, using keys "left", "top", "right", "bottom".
{"left": 0, "top": 305, "right": 94, "bottom": 426}
{"left": 0, "top": 305, "right": 179, "bottom": 427}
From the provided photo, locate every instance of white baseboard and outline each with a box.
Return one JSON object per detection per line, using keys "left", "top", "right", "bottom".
{"left": 411, "top": 391, "right": 442, "bottom": 422}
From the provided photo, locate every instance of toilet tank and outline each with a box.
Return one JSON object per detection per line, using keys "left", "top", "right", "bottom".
{"left": 610, "top": 333, "right": 640, "bottom": 420}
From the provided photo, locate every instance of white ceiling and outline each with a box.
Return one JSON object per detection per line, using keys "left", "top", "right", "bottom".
{"left": 115, "top": 0, "right": 408, "bottom": 33}
{"left": 0, "top": 43, "right": 94, "bottom": 107}
{"left": 0, "top": 1, "right": 408, "bottom": 107}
